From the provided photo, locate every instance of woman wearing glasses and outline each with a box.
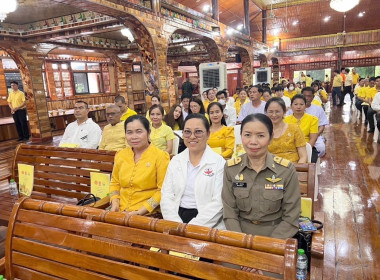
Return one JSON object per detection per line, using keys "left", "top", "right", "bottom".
{"left": 161, "top": 114, "right": 226, "bottom": 229}
{"left": 265, "top": 98, "right": 307, "bottom": 163}
{"left": 189, "top": 97, "right": 209, "bottom": 121}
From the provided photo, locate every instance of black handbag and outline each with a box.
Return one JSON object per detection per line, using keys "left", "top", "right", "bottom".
{"left": 294, "top": 219, "right": 323, "bottom": 271}
{"left": 77, "top": 193, "right": 100, "bottom": 206}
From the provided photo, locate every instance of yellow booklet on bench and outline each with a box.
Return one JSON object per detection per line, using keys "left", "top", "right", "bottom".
{"left": 18, "top": 163, "right": 34, "bottom": 196}
{"left": 150, "top": 247, "right": 200, "bottom": 261}
{"left": 301, "top": 197, "right": 312, "bottom": 219}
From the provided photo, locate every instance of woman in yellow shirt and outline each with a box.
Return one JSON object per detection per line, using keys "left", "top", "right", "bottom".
{"left": 163, "top": 104, "right": 184, "bottom": 131}
{"left": 265, "top": 98, "right": 307, "bottom": 163}
{"left": 207, "top": 102, "right": 235, "bottom": 159}
{"left": 312, "top": 82, "right": 328, "bottom": 105}
{"left": 285, "top": 94, "right": 319, "bottom": 162}
{"left": 149, "top": 105, "right": 176, "bottom": 154}
{"left": 109, "top": 115, "right": 170, "bottom": 214}
{"left": 285, "top": 83, "right": 297, "bottom": 99}
{"left": 234, "top": 89, "right": 249, "bottom": 116}
{"left": 146, "top": 95, "right": 166, "bottom": 122}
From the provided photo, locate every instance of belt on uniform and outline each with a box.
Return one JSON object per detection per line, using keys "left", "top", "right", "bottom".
{"left": 248, "top": 217, "right": 282, "bottom": 226}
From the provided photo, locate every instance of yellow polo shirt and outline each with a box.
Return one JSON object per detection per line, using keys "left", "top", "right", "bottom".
{"left": 109, "top": 144, "right": 170, "bottom": 212}
{"left": 99, "top": 121, "right": 128, "bottom": 152}
{"left": 333, "top": 75, "right": 343, "bottom": 87}
{"left": 312, "top": 99, "right": 322, "bottom": 107}
{"left": 284, "top": 113, "right": 319, "bottom": 143}
{"left": 207, "top": 126, "right": 235, "bottom": 159}
{"left": 203, "top": 99, "right": 217, "bottom": 111}
{"left": 366, "top": 87, "right": 378, "bottom": 100}
{"left": 352, "top": 73, "right": 360, "bottom": 84}
{"left": 306, "top": 76, "right": 312, "bottom": 87}
{"left": 7, "top": 90, "right": 26, "bottom": 109}
{"left": 150, "top": 124, "right": 176, "bottom": 152}
{"left": 234, "top": 98, "right": 249, "bottom": 116}
{"left": 285, "top": 90, "right": 297, "bottom": 99}
{"left": 120, "top": 108, "right": 137, "bottom": 121}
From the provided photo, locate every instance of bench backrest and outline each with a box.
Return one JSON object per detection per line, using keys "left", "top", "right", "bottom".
{"left": 5, "top": 198, "right": 297, "bottom": 280}
{"left": 294, "top": 163, "right": 316, "bottom": 218}
{"left": 11, "top": 144, "right": 116, "bottom": 203}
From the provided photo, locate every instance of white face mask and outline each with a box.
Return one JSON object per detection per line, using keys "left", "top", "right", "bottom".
{"left": 289, "top": 86, "right": 294, "bottom": 90}
{"left": 218, "top": 99, "right": 226, "bottom": 106}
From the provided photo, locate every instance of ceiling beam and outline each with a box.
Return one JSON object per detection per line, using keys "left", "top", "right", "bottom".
{"left": 250, "top": 0, "right": 265, "bottom": 10}
{"left": 268, "top": 0, "right": 324, "bottom": 9}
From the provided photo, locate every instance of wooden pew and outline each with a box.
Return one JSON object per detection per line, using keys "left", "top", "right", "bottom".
{"left": 0, "top": 144, "right": 116, "bottom": 225}
{"left": 294, "top": 163, "right": 325, "bottom": 279}
{"left": 0, "top": 198, "right": 298, "bottom": 279}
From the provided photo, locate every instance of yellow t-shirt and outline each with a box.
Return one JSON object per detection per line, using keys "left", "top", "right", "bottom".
{"left": 234, "top": 98, "right": 249, "bottom": 116}
{"left": 306, "top": 76, "right": 312, "bottom": 87}
{"left": 354, "top": 85, "right": 362, "bottom": 95}
{"left": 7, "top": 90, "right": 26, "bottom": 108}
{"left": 358, "top": 87, "right": 369, "bottom": 105}
{"left": 284, "top": 113, "right": 319, "bottom": 143}
{"left": 366, "top": 86, "right": 378, "bottom": 100}
{"left": 285, "top": 90, "right": 297, "bottom": 99}
{"left": 120, "top": 108, "right": 137, "bottom": 121}
{"left": 207, "top": 126, "right": 235, "bottom": 159}
{"left": 109, "top": 145, "right": 170, "bottom": 212}
{"left": 203, "top": 99, "right": 217, "bottom": 111}
{"left": 352, "top": 73, "right": 360, "bottom": 84}
{"left": 150, "top": 124, "right": 176, "bottom": 152}
{"left": 333, "top": 75, "right": 343, "bottom": 87}
{"left": 296, "top": 88, "right": 302, "bottom": 95}
{"left": 173, "top": 122, "right": 180, "bottom": 131}
{"left": 317, "top": 89, "right": 328, "bottom": 100}
{"left": 146, "top": 109, "right": 166, "bottom": 123}
{"left": 268, "top": 123, "right": 306, "bottom": 163}
{"left": 312, "top": 99, "right": 322, "bottom": 107}
{"left": 99, "top": 121, "right": 128, "bottom": 152}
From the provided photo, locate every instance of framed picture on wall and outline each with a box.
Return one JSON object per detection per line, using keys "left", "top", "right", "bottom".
{"left": 132, "top": 63, "right": 142, "bottom": 72}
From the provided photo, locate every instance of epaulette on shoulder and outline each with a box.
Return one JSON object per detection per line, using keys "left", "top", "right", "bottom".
{"left": 273, "top": 156, "right": 290, "bottom": 168}
{"left": 227, "top": 157, "right": 242, "bottom": 167}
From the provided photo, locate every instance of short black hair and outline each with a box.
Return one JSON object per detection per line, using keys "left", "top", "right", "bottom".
{"left": 240, "top": 113, "right": 273, "bottom": 138}
{"left": 275, "top": 85, "right": 284, "bottom": 92}
{"left": 10, "top": 81, "right": 19, "bottom": 86}
{"left": 149, "top": 104, "right": 165, "bottom": 116}
{"left": 207, "top": 102, "right": 227, "bottom": 126}
{"left": 291, "top": 94, "right": 307, "bottom": 105}
{"left": 262, "top": 87, "right": 271, "bottom": 94}
{"left": 301, "top": 87, "right": 314, "bottom": 95}
{"left": 151, "top": 95, "right": 161, "bottom": 102}
{"left": 189, "top": 97, "right": 206, "bottom": 114}
{"left": 183, "top": 113, "right": 210, "bottom": 133}
{"left": 181, "top": 94, "right": 191, "bottom": 101}
{"left": 369, "top": 77, "right": 376, "bottom": 82}
{"left": 334, "top": 69, "right": 340, "bottom": 74}
{"left": 207, "top": 89, "right": 215, "bottom": 96}
{"left": 115, "top": 95, "right": 126, "bottom": 104}
{"left": 345, "top": 68, "right": 350, "bottom": 73}
{"left": 75, "top": 100, "right": 89, "bottom": 109}
{"left": 265, "top": 97, "right": 286, "bottom": 113}
{"left": 124, "top": 114, "right": 150, "bottom": 134}
{"left": 250, "top": 85, "right": 264, "bottom": 95}
{"left": 216, "top": 91, "right": 227, "bottom": 98}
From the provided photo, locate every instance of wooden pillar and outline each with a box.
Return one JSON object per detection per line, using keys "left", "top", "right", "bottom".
{"left": 212, "top": 0, "right": 219, "bottom": 21}
{"left": 151, "top": 0, "right": 161, "bottom": 15}
{"left": 338, "top": 47, "right": 342, "bottom": 70}
{"left": 244, "top": 0, "right": 250, "bottom": 35}
{"left": 262, "top": 10, "right": 267, "bottom": 43}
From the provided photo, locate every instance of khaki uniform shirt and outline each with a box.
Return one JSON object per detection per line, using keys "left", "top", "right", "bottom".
{"left": 222, "top": 152, "right": 300, "bottom": 239}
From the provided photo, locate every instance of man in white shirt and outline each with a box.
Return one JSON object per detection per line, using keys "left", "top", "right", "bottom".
{"left": 181, "top": 95, "right": 190, "bottom": 120}
{"left": 237, "top": 85, "right": 266, "bottom": 124}
{"left": 59, "top": 101, "right": 102, "bottom": 149}
{"left": 370, "top": 89, "right": 380, "bottom": 140}
{"left": 216, "top": 90, "right": 236, "bottom": 126}
{"left": 340, "top": 68, "right": 354, "bottom": 106}
{"left": 275, "top": 86, "right": 291, "bottom": 110}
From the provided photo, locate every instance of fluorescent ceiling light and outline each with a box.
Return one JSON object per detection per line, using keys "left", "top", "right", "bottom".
{"left": 121, "top": 28, "right": 134, "bottom": 42}
{"left": 292, "top": 20, "right": 298, "bottom": 26}
{"left": 324, "top": 16, "right": 331, "bottom": 22}
{"left": 202, "top": 4, "right": 210, "bottom": 12}
{"left": 358, "top": 11, "right": 365, "bottom": 17}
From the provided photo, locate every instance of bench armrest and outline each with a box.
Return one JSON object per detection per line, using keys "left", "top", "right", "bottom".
{"left": 0, "top": 174, "right": 11, "bottom": 182}
{"left": 311, "top": 211, "right": 325, "bottom": 258}
{"left": 92, "top": 196, "right": 110, "bottom": 209}
{"left": 0, "top": 257, "right": 4, "bottom": 274}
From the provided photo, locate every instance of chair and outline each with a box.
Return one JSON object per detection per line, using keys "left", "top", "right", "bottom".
{"left": 305, "top": 143, "right": 312, "bottom": 163}
{"left": 172, "top": 136, "right": 180, "bottom": 156}
{"left": 306, "top": 143, "right": 319, "bottom": 201}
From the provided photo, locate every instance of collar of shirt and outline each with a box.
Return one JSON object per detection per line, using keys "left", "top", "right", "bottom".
{"left": 238, "top": 152, "right": 277, "bottom": 174}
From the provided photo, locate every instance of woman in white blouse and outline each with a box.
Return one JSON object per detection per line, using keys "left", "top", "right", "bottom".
{"left": 161, "top": 113, "right": 226, "bottom": 229}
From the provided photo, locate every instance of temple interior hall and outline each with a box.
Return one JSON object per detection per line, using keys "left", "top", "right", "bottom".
{"left": 0, "top": 0, "right": 379, "bottom": 279}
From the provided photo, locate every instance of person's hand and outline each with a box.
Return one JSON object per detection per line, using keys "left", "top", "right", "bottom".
{"left": 241, "top": 266, "right": 263, "bottom": 274}
{"left": 127, "top": 210, "right": 141, "bottom": 216}
{"left": 110, "top": 199, "right": 120, "bottom": 212}
{"left": 11, "top": 109, "right": 15, "bottom": 114}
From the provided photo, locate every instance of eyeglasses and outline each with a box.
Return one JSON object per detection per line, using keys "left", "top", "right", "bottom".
{"left": 183, "top": 129, "right": 205, "bottom": 138}
{"left": 266, "top": 111, "right": 283, "bottom": 116}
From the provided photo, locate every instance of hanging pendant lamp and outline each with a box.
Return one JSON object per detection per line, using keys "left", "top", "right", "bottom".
{"left": 0, "top": 0, "right": 17, "bottom": 22}
{"left": 330, "top": 0, "right": 360, "bottom": 13}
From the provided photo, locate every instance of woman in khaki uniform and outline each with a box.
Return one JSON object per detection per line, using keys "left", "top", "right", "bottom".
{"left": 222, "top": 113, "right": 300, "bottom": 240}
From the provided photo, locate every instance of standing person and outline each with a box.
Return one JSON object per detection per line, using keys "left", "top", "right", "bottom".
{"left": 7, "top": 81, "right": 29, "bottom": 141}
{"left": 115, "top": 95, "right": 137, "bottom": 121}
{"left": 149, "top": 105, "right": 176, "bottom": 154}
{"left": 216, "top": 91, "right": 237, "bottom": 127}
{"left": 99, "top": 105, "right": 128, "bottom": 152}
{"left": 203, "top": 88, "right": 217, "bottom": 111}
{"left": 352, "top": 68, "right": 360, "bottom": 90}
{"left": 59, "top": 101, "right": 102, "bottom": 149}
{"left": 237, "top": 85, "right": 266, "bottom": 124}
{"left": 161, "top": 114, "right": 226, "bottom": 229}
{"left": 332, "top": 70, "right": 343, "bottom": 106}
{"left": 339, "top": 68, "right": 354, "bottom": 106}
{"left": 305, "top": 74, "right": 312, "bottom": 87}
{"left": 207, "top": 102, "right": 235, "bottom": 159}
{"left": 265, "top": 98, "right": 307, "bottom": 163}
{"left": 222, "top": 113, "right": 300, "bottom": 239}
{"left": 234, "top": 89, "right": 249, "bottom": 116}
{"left": 164, "top": 104, "right": 184, "bottom": 131}
{"left": 285, "top": 95, "right": 319, "bottom": 162}
{"left": 181, "top": 95, "right": 191, "bottom": 120}
{"left": 109, "top": 115, "right": 170, "bottom": 215}
{"left": 181, "top": 78, "right": 194, "bottom": 97}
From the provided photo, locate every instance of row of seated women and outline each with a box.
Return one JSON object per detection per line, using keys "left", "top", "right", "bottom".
{"left": 109, "top": 113, "right": 301, "bottom": 248}
{"left": 151, "top": 94, "right": 319, "bottom": 164}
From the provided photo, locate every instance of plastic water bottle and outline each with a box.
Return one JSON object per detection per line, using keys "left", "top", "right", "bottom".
{"left": 296, "top": 249, "right": 308, "bottom": 280}
{"left": 9, "top": 179, "right": 18, "bottom": 196}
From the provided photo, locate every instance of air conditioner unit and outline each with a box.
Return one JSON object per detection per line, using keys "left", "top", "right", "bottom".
{"left": 254, "top": 67, "right": 271, "bottom": 85}
{"left": 199, "top": 62, "right": 227, "bottom": 100}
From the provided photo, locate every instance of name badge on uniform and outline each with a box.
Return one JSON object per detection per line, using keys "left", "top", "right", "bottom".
{"left": 264, "top": 184, "right": 284, "bottom": 190}
{"left": 233, "top": 182, "right": 247, "bottom": 188}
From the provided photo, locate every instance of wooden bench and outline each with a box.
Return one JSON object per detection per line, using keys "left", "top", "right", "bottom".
{"left": 0, "top": 144, "right": 116, "bottom": 225}
{"left": 0, "top": 197, "right": 298, "bottom": 279}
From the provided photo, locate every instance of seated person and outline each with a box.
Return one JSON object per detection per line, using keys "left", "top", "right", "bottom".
{"left": 203, "top": 88, "right": 217, "bottom": 111}
{"left": 237, "top": 85, "right": 266, "bottom": 124}
{"left": 207, "top": 102, "right": 235, "bottom": 159}
{"left": 149, "top": 105, "right": 176, "bottom": 154}
{"left": 216, "top": 90, "right": 236, "bottom": 127}
{"left": 115, "top": 95, "right": 137, "bottom": 121}
{"left": 285, "top": 94, "right": 319, "bottom": 163}
{"left": 285, "top": 83, "right": 297, "bottom": 99}
{"left": 274, "top": 86, "right": 291, "bottom": 110}
{"left": 161, "top": 114, "right": 226, "bottom": 229}
{"left": 99, "top": 104, "right": 128, "bottom": 152}
{"left": 109, "top": 115, "right": 170, "bottom": 214}
{"left": 262, "top": 87, "right": 272, "bottom": 102}
{"left": 312, "top": 82, "right": 328, "bottom": 105}
{"left": 370, "top": 89, "right": 380, "bottom": 139}
{"left": 181, "top": 95, "right": 191, "bottom": 120}
{"left": 222, "top": 113, "right": 300, "bottom": 239}
{"left": 234, "top": 89, "right": 249, "bottom": 116}
{"left": 163, "top": 104, "right": 184, "bottom": 131}
{"left": 146, "top": 95, "right": 166, "bottom": 122}
{"left": 265, "top": 98, "right": 307, "bottom": 163}
{"left": 189, "top": 97, "right": 209, "bottom": 121}
{"left": 59, "top": 101, "right": 102, "bottom": 149}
